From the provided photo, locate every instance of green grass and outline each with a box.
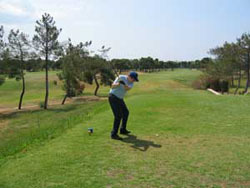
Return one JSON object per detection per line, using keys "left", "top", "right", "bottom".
{"left": 229, "top": 78, "right": 250, "bottom": 94}
{"left": 1, "top": 69, "right": 250, "bottom": 187}
{"left": 0, "top": 71, "right": 66, "bottom": 108}
{"left": 0, "top": 101, "right": 105, "bottom": 159}
{"left": 0, "top": 71, "right": 110, "bottom": 108}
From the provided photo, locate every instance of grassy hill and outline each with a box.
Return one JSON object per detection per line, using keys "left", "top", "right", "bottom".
{"left": 1, "top": 69, "right": 250, "bottom": 187}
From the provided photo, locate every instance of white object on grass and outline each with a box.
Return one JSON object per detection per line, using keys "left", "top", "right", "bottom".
{"left": 207, "top": 88, "right": 221, "bottom": 96}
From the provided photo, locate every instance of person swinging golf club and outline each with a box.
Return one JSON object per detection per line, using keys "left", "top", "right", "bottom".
{"left": 109, "top": 71, "right": 139, "bottom": 140}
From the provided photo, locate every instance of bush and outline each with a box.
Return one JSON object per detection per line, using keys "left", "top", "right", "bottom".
{"left": 0, "top": 75, "right": 5, "bottom": 85}
{"left": 192, "top": 75, "right": 229, "bottom": 93}
{"left": 207, "top": 78, "right": 220, "bottom": 91}
{"left": 53, "top": 80, "right": 57, "bottom": 85}
{"left": 77, "top": 82, "right": 85, "bottom": 95}
{"left": 192, "top": 75, "right": 210, "bottom": 89}
{"left": 220, "top": 80, "right": 229, "bottom": 94}
{"left": 39, "top": 101, "right": 45, "bottom": 109}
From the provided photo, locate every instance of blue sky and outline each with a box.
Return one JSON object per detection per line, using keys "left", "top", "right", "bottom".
{"left": 0, "top": 0, "right": 250, "bottom": 61}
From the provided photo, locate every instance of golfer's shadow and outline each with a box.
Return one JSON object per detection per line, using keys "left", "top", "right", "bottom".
{"left": 121, "top": 134, "right": 161, "bottom": 152}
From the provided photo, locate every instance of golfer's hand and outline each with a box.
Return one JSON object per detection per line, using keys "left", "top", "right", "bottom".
{"left": 123, "top": 84, "right": 131, "bottom": 91}
{"left": 111, "top": 82, "right": 120, "bottom": 89}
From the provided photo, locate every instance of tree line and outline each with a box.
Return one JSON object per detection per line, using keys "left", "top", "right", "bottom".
{"left": 0, "top": 13, "right": 215, "bottom": 110}
{"left": 197, "top": 33, "right": 250, "bottom": 95}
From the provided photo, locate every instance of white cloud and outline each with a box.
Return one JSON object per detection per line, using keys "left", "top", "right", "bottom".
{"left": 25, "top": 0, "right": 102, "bottom": 42}
{"left": 0, "top": 1, "right": 27, "bottom": 16}
{"left": 30, "top": 0, "right": 94, "bottom": 19}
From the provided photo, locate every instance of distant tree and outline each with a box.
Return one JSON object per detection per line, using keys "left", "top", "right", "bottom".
{"left": 207, "top": 41, "right": 245, "bottom": 94}
{"left": 192, "top": 60, "right": 201, "bottom": 69}
{"left": 131, "top": 59, "right": 140, "bottom": 70}
{"left": 167, "top": 61, "right": 176, "bottom": 71}
{"left": 33, "top": 13, "right": 62, "bottom": 109}
{"left": 228, "top": 43, "right": 244, "bottom": 95}
{"left": 209, "top": 44, "right": 233, "bottom": 79}
{"left": 0, "top": 26, "right": 4, "bottom": 56}
{"left": 8, "top": 29, "right": 31, "bottom": 109}
{"left": 25, "top": 58, "right": 44, "bottom": 72}
{"left": 111, "top": 59, "right": 131, "bottom": 73}
{"left": 58, "top": 39, "right": 91, "bottom": 104}
{"left": 58, "top": 54, "right": 83, "bottom": 104}
{"left": 153, "top": 58, "right": 160, "bottom": 70}
{"left": 139, "top": 57, "right": 154, "bottom": 72}
{"left": 179, "top": 61, "right": 190, "bottom": 69}
{"left": 200, "top": 57, "right": 212, "bottom": 69}
{"left": 219, "top": 43, "right": 242, "bottom": 94}
{"left": 83, "top": 57, "right": 115, "bottom": 96}
{"left": 0, "top": 25, "right": 6, "bottom": 85}
{"left": 237, "top": 33, "right": 250, "bottom": 94}
{"left": 98, "top": 45, "right": 119, "bottom": 77}
{"left": 158, "top": 60, "right": 164, "bottom": 70}
{"left": 210, "top": 41, "right": 250, "bottom": 94}
{"left": 0, "top": 76, "right": 4, "bottom": 85}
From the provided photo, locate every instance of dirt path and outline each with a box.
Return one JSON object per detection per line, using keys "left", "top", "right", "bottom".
{"left": 0, "top": 96, "right": 106, "bottom": 115}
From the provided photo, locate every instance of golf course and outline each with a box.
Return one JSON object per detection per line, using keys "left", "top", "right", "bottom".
{"left": 1, "top": 69, "right": 250, "bottom": 187}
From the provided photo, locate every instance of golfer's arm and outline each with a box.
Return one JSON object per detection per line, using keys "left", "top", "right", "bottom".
{"left": 124, "top": 85, "right": 131, "bottom": 91}
{"left": 111, "top": 83, "right": 120, "bottom": 89}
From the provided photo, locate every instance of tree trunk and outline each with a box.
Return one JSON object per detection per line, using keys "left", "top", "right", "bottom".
{"left": 94, "top": 74, "right": 99, "bottom": 96}
{"left": 234, "top": 69, "right": 242, "bottom": 95}
{"left": 231, "top": 76, "right": 234, "bottom": 87}
{"left": 44, "top": 27, "right": 49, "bottom": 110}
{"left": 18, "top": 71, "right": 25, "bottom": 110}
{"left": 244, "top": 52, "right": 250, "bottom": 94}
{"left": 109, "top": 61, "right": 119, "bottom": 77}
{"left": 62, "top": 94, "right": 67, "bottom": 105}
{"left": 44, "top": 52, "right": 49, "bottom": 109}
{"left": 113, "top": 69, "right": 118, "bottom": 77}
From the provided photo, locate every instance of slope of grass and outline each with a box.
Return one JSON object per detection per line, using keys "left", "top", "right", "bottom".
{"left": 1, "top": 70, "right": 250, "bottom": 187}
{"left": 0, "top": 101, "right": 105, "bottom": 160}
{"left": 0, "top": 71, "right": 110, "bottom": 108}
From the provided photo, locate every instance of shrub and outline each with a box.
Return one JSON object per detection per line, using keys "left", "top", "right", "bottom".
{"left": 220, "top": 80, "right": 229, "bottom": 94}
{"left": 192, "top": 75, "right": 229, "bottom": 93}
{"left": 39, "top": 101, "right": 44, "bottom": 109}
{"left": 53, "top": 80, "right": 57, "bottom": 85}
{"left": 207, "top": 78, "right": 220, "bottom": 91}
{"left": 0, "top": 75, "right": 5, "bottom": 85}
{"left": 192, "top": 75, "right": 210, "bottom": 89}
{"left": 77, "top": 82, "right": 85, "bottom": 95}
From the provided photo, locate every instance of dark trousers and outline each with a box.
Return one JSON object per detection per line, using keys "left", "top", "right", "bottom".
{"left": 109, "top": 94, "right": 129, "bottom": 136}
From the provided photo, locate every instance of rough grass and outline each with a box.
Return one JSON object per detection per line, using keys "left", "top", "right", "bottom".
{"left": 0, "top": 101, "right": 104, "bottom": 159}
{"left": 1, "top": 69, "right": 250, "bottom": 187}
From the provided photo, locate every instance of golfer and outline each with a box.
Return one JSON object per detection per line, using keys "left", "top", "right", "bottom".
{"left": 109, "top": 71, "right": 139, "bottom": 140}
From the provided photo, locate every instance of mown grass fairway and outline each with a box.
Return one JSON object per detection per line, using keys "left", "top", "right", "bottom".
{"left": 1, "top": 69, "right": 250, "bottom": 187}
